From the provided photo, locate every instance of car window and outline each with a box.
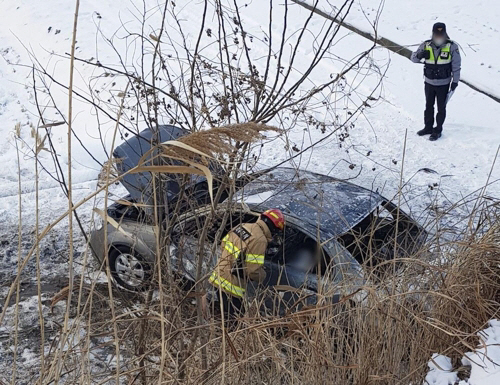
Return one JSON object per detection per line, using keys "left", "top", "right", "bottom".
{"left": 172, "top": 206, "right": 256, "bottom": 243}
{"left": 269, "top": 224, "right": 336, "bottom": 278}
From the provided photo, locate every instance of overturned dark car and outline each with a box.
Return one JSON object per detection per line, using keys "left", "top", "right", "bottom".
{"left": 90, "top": 126, "right": 427, "bottom": 313}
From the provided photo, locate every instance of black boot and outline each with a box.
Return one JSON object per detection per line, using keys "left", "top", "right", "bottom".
{"left": 429, "top": 132, "right": 442, "bottom": 141}
{"left": 417, "top": 127, "right": 433, "bottom": 136}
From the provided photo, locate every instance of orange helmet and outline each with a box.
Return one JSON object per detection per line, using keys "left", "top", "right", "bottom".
{"left": 261, "top": 209, "right": 285, "bottom": 230}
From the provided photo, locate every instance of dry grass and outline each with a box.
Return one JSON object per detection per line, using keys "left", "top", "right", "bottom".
{"left": 159, "top": 122, "right": 278, "bottom": 163}
{"left": 20, "top": 208, "right": 497, "bottom": 385}
{"left": 432, "top": 217, "right": 500, "bottom": 355}
{"left": 97, "top": 158, "right": 123, "bottom": 188}
{"left": 3, "top": 122, "right": 500, "bottom": 384}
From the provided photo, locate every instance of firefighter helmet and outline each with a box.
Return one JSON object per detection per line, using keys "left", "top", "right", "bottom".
{"left": 261, "top": 209, "right": 285, "bottom": 230}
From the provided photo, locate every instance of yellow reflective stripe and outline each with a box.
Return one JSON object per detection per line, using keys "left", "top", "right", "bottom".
{"left": 269, "top": 212, "right": 279, "bottom": 219}
{"left": 228, "top": 241, "right": 240, "bottom": 253}
{"left": 209, "top": 272, "right": 245, "bottom": 297}
{"left": 425, "top": 43, "right": 451, "bottom": 64}
{"left": 223, "top": 241, "right": 235, "bottom": 252}
{"left": 222, "top": 236, "right": 241, "bottom": 259}
{"left": 245, "top": 254, "right": 265, "bottom": 264}
{"left": 437, "top": 44, "right": 451, "bottom": 64}
{"left": 425, "top": 45, "right": 434, "bottom": 63}
{"left": 224, "top": 244, "right": 240, "bottom": 258}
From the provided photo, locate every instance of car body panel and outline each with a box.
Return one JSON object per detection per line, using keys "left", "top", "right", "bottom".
{"left": 91, "top": 128, "right": 423, "bottom": 311}
{"left": 90, "top": 221, "right": 157, "bottom": 267}
{"left": 235, "top": 167, "right": 386, "bottom": 236}
{"left": 114, "top": 125, "right": 190, "bottom": 204}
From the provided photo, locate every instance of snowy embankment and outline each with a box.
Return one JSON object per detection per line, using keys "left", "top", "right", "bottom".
{"left": 301, "top": 2, "right": 500, "bottom": 383}
{"left": 0, "top": 0, "right": 498, "bottom": 232}
{"left": 309, "top": 0, "right": 500, "bottom": 97}
{"left": 0, "top": 0, "right": 499, "bottom": 383}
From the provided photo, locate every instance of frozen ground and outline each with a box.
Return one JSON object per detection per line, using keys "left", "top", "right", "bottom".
{"left": 0, "top": 0, "right": 499, "bottom": 383}
{"left": 425, "top": 320, "right": 500, "bottom": 385}
{"left": 313, "top": 0, "right": 500, "bottom": 96}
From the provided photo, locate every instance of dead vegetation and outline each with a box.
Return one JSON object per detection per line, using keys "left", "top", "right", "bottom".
{"left": 5, "top": 122, "right": 499, "bottom": 383}
{"left": 3, "top": 120, "right": 500, "bottom": 384}
{"left": 14, "top": 204, "right": 498, "bottom": 385}
{"left": 2, "top": 1, "right": 500, "bottom": 384}
{"left": 433, "top": 215, "right": 500, "bottom": 353}
{"left": 159, "top": 122, "right": 279, "bottom": 163}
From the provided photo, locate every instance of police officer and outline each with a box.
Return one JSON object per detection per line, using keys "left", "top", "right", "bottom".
{"left": 209, "top": 209, "right": 285, "bottom": 319}
{"left": 411, "top": 22, "right": 461, "bottom": 141}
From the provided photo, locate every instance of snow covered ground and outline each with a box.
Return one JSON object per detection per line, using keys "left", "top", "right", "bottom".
{"left": 0, "top": 0, "right": 498, "bottom": 231}
{"left": 314, "top": 0, "right": 500, "bottom": 97}
{"left": 284, "top": 0, "right": 500, "bottom": 224}
{"left": 0, "top": 0, "right": 499, "bottom": 383}
{"left": 0, "top": 0, "right": 498, "bottom": 229}
{"left": 426, "top": 320, "right": 500, "bottom": 385}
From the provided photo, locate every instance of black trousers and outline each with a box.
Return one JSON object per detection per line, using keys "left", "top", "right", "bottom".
{"left": 219, "top": 291, "right": 243, "bottom": 320}
{"left": 424, "top": 82, "right": 450, "bottom": 133}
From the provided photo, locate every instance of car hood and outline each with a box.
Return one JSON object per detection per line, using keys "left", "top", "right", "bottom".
{"left": 113, "top": 125, "right": 190, "bottom": 203}
{"left": 235, "top": 167, "right": 386, "bottom": 236}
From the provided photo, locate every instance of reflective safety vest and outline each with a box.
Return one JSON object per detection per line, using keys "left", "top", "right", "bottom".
{"left": 209, "top": 219, "right": 271, "bottom": 298}
{"left": 424, "top": 41, "right": 453, "bottom": 80}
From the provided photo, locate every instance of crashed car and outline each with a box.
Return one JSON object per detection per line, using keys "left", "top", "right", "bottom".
{"left": 90, "top": 126, "right": 427, "bottom": 312}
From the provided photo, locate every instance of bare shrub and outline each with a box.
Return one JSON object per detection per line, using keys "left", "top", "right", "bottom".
{"left": 3, "top": 1, "right": 500, "bottom": 385}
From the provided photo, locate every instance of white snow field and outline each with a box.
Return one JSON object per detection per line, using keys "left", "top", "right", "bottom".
{"left": 314, "top": 0, "right": 500, "bottom": 96}
{"left": 0, "top": 0, "right": 498, "bottom": 229}
{"left": 0, "top": 0, "right": 499, "bottom": 383}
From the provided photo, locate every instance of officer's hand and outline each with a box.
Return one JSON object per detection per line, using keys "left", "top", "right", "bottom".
{"left": 450, "top": 82, "right": 458, "bottom": 91}
{"left": 416, "top": 50, "right": 430, "bottom": 60}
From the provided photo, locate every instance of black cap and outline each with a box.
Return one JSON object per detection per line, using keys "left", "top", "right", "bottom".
{"left": 432, "top": 22, "right": 447, "bottom": 35}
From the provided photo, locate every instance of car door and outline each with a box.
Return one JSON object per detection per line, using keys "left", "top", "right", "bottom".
{"left": 252, "top": 262, "right": 320, "bottom": 316}
{"left": 246, "top": 224, "right": 327, "bottom": 315}
{"left": 170, "top": 204, "right": 254, "bottom": 284}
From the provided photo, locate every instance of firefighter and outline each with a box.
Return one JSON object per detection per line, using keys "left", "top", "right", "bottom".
{"left": 209, "top": 209, "right": 285, "bottom": 319}
{"left": 411, "top": 22, "right": 461, "bottom": 141}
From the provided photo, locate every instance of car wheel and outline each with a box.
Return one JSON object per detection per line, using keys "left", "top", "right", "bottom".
{"left": 108, "top": 245, "right": 153, "bottom": 291}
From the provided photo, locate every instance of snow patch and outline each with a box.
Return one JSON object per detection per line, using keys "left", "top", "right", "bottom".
{"left": 462, "top": 319, "right": 500, "bottom": 385}
{"left": 425, "top": 354, "right": 458, "bottom": 384}
{"left": 425, "top": 320, "right": 500, "bottom": 385}
{"left": 243, "top": 190, "right": 275, "bottom": 204}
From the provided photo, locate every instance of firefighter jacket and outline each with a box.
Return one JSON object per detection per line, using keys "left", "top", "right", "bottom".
{"left": 209, "top": 219, "right": 272, "bottom": 298}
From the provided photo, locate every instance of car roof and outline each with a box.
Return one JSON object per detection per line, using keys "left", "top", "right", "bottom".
{"left": 234, "top": 167, "right": 386, "bottom": 236}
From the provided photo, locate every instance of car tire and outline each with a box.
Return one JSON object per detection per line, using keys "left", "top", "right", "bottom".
{"left": 108, "top": 245, "right": 153, "bottom": 292}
